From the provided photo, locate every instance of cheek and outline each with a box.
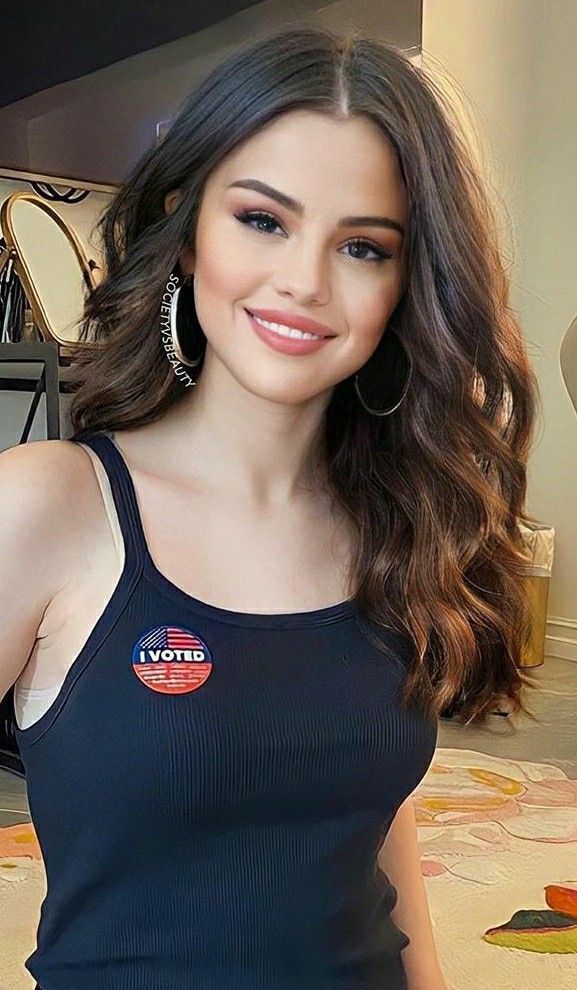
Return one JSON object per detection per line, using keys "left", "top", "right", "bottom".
{"left": 195, "top": 226, "right": 262, "bottom": 304}
{"left": 192, "top": 249, "right": 257, "bottom": 343}
{"left": 349, "top": 289, "right": 395, "bottom": 349}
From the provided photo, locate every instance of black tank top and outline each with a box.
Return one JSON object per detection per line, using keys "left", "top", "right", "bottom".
{"left": 16, "top": 430, "right": 438, "bottom": 990}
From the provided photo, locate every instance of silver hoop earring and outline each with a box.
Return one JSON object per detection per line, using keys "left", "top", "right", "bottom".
{"left": 353, "top": 329, "right": 413, "bottom": 417}
{"left": 170, "top": 274, "right": 204, "bottom": 369}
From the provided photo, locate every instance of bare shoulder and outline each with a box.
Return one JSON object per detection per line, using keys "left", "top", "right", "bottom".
{"left": 0, "top": 438, "right": 105, "bottom": 696}
{"left": 0, "top": 437, "right": 98, "bottom": 523}
{"left": 0, "top": 437, "right": 111, "bottom": 580}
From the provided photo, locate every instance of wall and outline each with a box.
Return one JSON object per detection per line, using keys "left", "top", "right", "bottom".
{"left": 421, "top": 0, "right": 577, "bottom": 660}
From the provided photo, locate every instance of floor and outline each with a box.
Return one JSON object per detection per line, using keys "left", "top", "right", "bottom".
{"left": 1, "top": 654, "right": 576, "bottom": 824}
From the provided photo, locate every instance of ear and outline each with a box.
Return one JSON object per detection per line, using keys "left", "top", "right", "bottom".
{"left": 165, "top": 190, "right": 195, "bottom": 275}
{"left": 164, "top": 189, "right": 182, "bottom": 215}
{"left": 178, "top": 245, "right": 195, "bottom": 275}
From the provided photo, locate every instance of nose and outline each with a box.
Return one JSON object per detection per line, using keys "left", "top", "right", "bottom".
{"left": 272, "top": 240, "right": 331, "bottom": 305}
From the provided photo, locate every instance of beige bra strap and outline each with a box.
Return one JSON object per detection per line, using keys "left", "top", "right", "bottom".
{"left": 75, "top": 441, "right": 124, "bottom": 565}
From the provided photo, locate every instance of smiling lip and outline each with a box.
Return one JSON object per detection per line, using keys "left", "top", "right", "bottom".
{"left": 246, "top": 310, "right": 333, "bottom": 355}
{"left": 245, "top": 307, "right": 336, "bottom": 338}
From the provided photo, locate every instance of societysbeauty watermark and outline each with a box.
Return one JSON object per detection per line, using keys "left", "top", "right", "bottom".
{"left": 159, "top": 272, "right": 196, "bottom": 387}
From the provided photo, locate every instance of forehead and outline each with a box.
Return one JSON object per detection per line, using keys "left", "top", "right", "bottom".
{"left": 206, "top": 110, "right": 407, "bottom": 221}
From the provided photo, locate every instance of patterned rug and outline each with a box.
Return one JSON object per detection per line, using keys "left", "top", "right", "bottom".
{"left": 1, "top": 747, "right": 577, "bottom": 990}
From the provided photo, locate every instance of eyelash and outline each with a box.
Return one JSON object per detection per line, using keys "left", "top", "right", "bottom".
{"left": 234, "top": 210, "right": 393, "bottom": 265}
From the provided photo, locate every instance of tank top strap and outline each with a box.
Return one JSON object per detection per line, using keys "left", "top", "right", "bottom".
{"left": 69, "top": 430, "right": 147, "bottom": 568}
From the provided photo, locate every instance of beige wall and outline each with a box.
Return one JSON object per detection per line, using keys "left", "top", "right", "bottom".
{"left": 422, "top": 0, "right": 577, "bottom": 662}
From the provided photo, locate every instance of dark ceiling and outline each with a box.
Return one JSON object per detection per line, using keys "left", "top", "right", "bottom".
{"left": 0, "top": 1, "right": 422, "bottom": 186}
{"left": 0, "top": 0, "right": 261, "bottom": 109}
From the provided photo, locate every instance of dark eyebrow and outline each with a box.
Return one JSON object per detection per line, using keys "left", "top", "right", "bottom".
{"left": 227, "top": 179, "right": 405, "bottom": 238}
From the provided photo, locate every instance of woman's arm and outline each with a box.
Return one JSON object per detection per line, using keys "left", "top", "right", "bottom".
{"left": 377, "top": 793, "right": 448, "bottom": 990}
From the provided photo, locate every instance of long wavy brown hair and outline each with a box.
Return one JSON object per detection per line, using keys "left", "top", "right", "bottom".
{"left": 68, "top": 26, "right": 543, "bottom": 728}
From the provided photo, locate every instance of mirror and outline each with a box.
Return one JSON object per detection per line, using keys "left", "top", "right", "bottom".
{"left": 0, "top": 192, "right": 98, "bottom": 352}
{"left": 560, "top": 314, "right": 577, "bottom": 416}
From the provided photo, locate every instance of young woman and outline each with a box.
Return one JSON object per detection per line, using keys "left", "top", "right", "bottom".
{"left": 1, "top": 26, "right": 541, "bottom": 990}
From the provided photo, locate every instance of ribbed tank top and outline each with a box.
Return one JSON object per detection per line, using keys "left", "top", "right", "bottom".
{"left": 15, "top": 430, "right": 438, "bottom": 990}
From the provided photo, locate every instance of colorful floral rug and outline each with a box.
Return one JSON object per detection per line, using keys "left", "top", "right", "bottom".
{"left": 1, "top": 747, "right": 577, "bottom": 989}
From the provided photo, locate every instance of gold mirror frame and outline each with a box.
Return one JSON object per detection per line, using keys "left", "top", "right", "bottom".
{"left": 0, "top": 191, "right": 101, "bottom": 359}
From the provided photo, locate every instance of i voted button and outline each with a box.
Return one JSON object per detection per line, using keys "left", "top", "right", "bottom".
{"left": 131, "top": 625, "right": 213, "bottom": 694}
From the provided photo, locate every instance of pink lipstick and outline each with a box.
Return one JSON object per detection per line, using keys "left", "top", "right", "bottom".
{"left": 245, "top": 309, "right": 334, "bottom": 355}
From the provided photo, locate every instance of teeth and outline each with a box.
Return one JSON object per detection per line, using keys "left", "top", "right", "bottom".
{"left": 251, "top": 313, "right": 324, "bottom": 341}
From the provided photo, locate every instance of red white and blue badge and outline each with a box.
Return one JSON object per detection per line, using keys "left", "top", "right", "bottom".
{"left": 132, "top": 625, "right": 213, "bottom": 694}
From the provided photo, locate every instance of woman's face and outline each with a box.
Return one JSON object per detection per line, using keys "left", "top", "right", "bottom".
{"left": 169, "top": 109, "right": 408, "bottom": 408}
